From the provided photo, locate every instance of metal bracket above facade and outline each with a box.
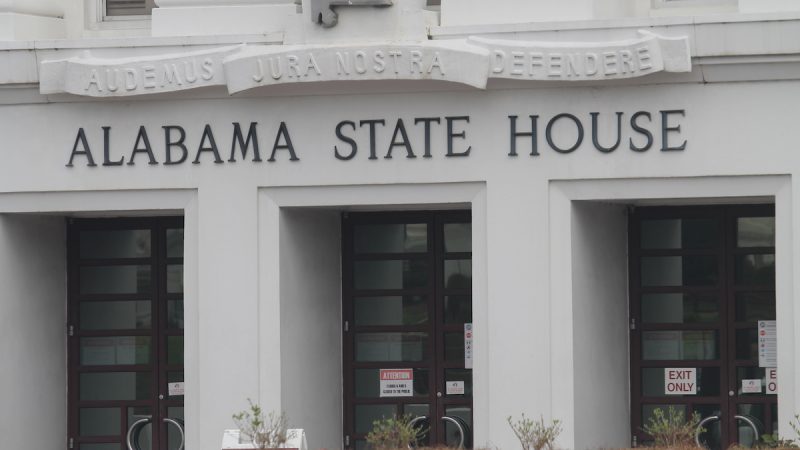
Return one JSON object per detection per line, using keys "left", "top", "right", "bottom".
{"left": 309, "top": 0, "right": 393, "bottom": 28}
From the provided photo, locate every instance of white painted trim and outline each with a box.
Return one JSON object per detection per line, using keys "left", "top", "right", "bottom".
{"left": 85, "top": 0, "right": 152, "bottom": 31}
{"left": 0, "top": 188, "right": 200, "bottom": 450}
{"left": 548, "top": 175, "right": 793, "bottom": 449}
{"left": 258, "top": 182, "right": 489, "bottom": 444}
{"left": 652, "top": 0, "right": 737, "bottom": 8}
{"left": 0, "top": 188, "right": 195, "bottom": 214}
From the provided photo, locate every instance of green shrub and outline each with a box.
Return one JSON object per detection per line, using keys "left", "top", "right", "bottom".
{"left": 507, "top": 413, "right": 562, "bottom": 450}
{"left": 642, "top": 406, "right": 702, "bottom": 447}
{"left": 366, "top": 414, "right": 426, "bottom": 450}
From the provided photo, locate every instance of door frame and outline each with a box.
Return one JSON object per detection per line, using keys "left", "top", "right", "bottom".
{"left": 67, "top": 216, "right": 184, "bottom": 450}
{"left": 628, "top": 204, "right": 776, "bottom": 448}
{"left": 341, "top": 210, "right": 472, "bottom": 449}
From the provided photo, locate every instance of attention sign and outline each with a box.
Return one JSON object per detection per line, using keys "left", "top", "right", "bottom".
{"left": 379, "top": 369, "right": 413, "bottom": 397}
{"left": 664, "top": 368, "right": 696, "bottom": 395}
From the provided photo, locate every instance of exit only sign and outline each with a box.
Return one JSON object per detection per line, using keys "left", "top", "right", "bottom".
{"left": 665, "top": 368, "right": 696, "bottom": 395}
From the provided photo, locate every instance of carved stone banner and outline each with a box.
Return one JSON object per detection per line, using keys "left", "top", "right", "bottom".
{"left": 224, "top": 40, "right": 490, "bottom": 93}
{"left": 40, "top": 45, "right": 241, "bottom": 97}
{"left": 473, "top": 31, "right": 691, "bottom": 81}
{"left": 38, "top": 31, "right": 691, "bottom": 97}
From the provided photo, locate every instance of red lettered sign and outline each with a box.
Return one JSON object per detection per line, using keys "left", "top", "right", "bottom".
{"left": 664, "top": 368, "right": 697, "bottom": 395}
{"left": 380, "top": 369, "right": 413, "bottom": 397}
{"left": 767, "top": 368, "right": 778, "bottom": 394}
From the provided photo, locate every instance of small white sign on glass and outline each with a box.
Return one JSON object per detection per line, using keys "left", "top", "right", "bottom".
{"left": 742, "top": 379, "right": 762, "bottom": 394}
{"left": 464, "top": 323, "right": 473, "bottom": 369}
{"left": 446, "top": 381, "right": 465, "bottom": 396}
{"left": 758, "top": 320, "right": 777, "bottom": 368}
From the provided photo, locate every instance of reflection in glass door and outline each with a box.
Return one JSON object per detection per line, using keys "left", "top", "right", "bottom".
{"left": 630, "top": 206, "right": 776, "bottom": 449}
{"left": 68, "top": 218, "right": 185, "bottom": 450}
{"left": 343, "top": 211, "right": 472, "bottom": 450}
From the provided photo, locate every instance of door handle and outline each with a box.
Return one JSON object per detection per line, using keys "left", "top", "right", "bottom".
{"left": 734, "top": 415, "right": 761, "bottom": 446}
{"left": 126, "top": 417, "right": 152, "bottom": 450}
{"left": 163, "top": 417, "right": 186, "bottom": 450}
{"left": 694, "top": 415, "right": 720, "bottom": 448}
{"left": 441, "top": 416, "right": 465, "bottom": 449}
{"left": 407, "top": 416, "right": 428, "bottom": 448}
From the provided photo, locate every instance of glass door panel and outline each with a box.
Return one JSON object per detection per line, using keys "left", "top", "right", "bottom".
{"left": 69, "top": 218, "right": 184, "bottom": 450}
{"left": 631, "top": 205, "right": 776, "bottom": 449}
{"left": 344, "top": 211, "right": 472, "bottom": 449}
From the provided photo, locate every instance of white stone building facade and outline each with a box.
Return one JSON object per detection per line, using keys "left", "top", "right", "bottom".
{"left": 1, "top": 1, "right": 800, "bottom": 449}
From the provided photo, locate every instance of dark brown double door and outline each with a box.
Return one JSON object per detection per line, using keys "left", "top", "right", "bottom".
{"left": 630, "top": 205, "right": 776, "bottom": 449}
{"left": 68, "top": 218, "right": 185, "bottom": 450}
{"left": 343, "top": 211, "right": 473, "bottom": 450}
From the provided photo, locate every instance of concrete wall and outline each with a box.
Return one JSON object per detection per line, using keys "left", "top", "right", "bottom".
{"left": 0, "top": 215, "right": 66, "bottom": 450}
{"left": 0, "top": 0, "right": 64, "bottom": 16}
{"left": 0, "top": 55, "right": 798, "bottom": 449}
{"left": 279, "top": 208, "right": 343, "bottom": 450}
{"left": 571, "top": 202, "right": 630, "bottom": 449}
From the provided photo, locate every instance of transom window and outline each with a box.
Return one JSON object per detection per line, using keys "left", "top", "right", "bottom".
{"left": 105, "top": 0, "right": 156, "bottom": 17}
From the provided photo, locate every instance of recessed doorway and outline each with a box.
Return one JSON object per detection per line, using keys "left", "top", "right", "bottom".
{"left": 67, "top": 217, "right": 185, "bottom": 450}
{"left": 630, "top": 205, "right": 776, "bottom": 449}
{"left": 342, "top": 211, "right": 473, "bottom": 449}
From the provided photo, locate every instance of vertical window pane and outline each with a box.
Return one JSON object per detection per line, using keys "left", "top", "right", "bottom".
{"left": 444, "top": 223, "right": 471, "bottom": 252}
{"left": 167, "top": 300, "right": 184, "bottom": 329}
{"left": 444, "top": 295, "right": 472, "bottom": 324}
{"left": 737, "top": 403, "right": 765, "bottom": 447}
{"left": 444, "top": 260, "right": 471, "bottom": 289}
{"left": 737, "top": 217, "right": 775, "bottom": 248}
{"left": 80, "top": 229, "right": 150, "bottom": 258}
{"left": 167, "top": 406, "right": 185, "bottom": 449}
{"left": 128, "top": 407, "right": 152, "bottom": 450}
{"left": 404, "top": 404, "right": 430, "bottom": 446}
{"left": 736, "top": 328, "right": 758, "bottom": 360}
{"left": 735, "top": 254, "right": 775, "bottom": 285}
{"left": 354, "top": 223, "right": 427, "bottom": 253}
{"left": 444, "top": 332, "right": 465, "bottom": 362}
{"left": 772, "top": 403, "right": 778, "bottom": 435}
{"left": 167, "top": 336, "right": 184, "bottom": 365}
{"left": 167, "top": 265, "right": 183, "bottom": 293}
{"left": 693, "top": 404, "right": 722, "bottom": 450}
{"left": 166, "top": 228, "right": 184, "bottom": 258}
{"left": 444, "top": 406, "right": 472, "bottom": 448}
